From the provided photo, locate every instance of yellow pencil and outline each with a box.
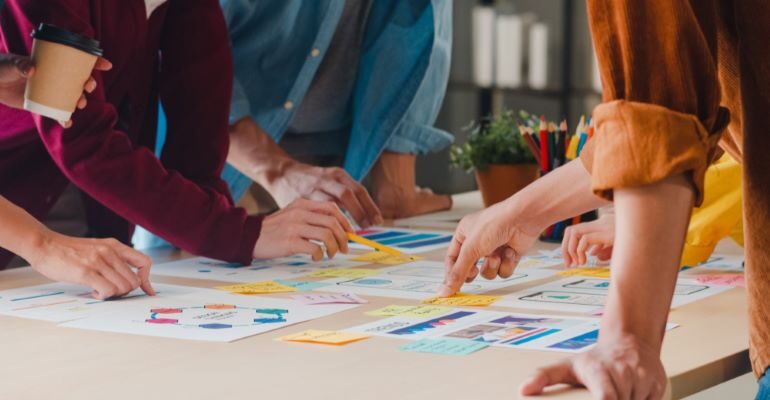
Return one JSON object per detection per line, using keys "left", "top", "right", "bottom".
{"left": 346, "top": 232, "right": 403, "bottom": 256}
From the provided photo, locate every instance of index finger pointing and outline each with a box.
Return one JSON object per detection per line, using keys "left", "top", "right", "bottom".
{"left": 439, "top": 241, "right": 479, "bottom": 297}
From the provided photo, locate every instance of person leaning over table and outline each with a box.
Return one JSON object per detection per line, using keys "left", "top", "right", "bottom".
{"left": 0, "top": 51, "right": 154, "bottom": 299}
{"left": 441, "top": 1, "right": 770, "bottom": 399}
{"left": 0, "top": 1, "right": 353, "bottom": 289}
{"left": 219, "top": 0, "right": 453, "bottom": 223}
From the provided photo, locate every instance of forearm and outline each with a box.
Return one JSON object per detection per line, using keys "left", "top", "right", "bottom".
{"left": 600, "top": 173, "right": 694, "bottom": 348}
{"left": 506, "top": 159, "right": 609, "bottom": 231}
{"left": 0, "top": 196, "right": 48, "bottom": 263}
{"left": 227, "top": 117, "right": 294, "bottom": 189}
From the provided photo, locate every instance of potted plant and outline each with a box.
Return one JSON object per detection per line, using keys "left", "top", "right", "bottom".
{"left": 450, "top": 110, "right": 539, "bottom": 207}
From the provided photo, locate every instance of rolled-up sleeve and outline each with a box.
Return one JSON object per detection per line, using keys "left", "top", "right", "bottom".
{"left": 582, "top": 0, "right": 729, "bottom": 205}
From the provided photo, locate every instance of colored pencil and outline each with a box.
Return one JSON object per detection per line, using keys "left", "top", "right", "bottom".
{"left": 346, "top": 233, "right": 403, "bottom": 256}
{"left": 558, "top": 119, "right": 568, "bottom": 165}
{"left": 539, "top": 115, "right": 549, "bottom": 172}
{"left": 517, "top": 121, "right": 541, "bottom": 165}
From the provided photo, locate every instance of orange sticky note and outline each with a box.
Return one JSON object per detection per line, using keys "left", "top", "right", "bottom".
{"left": 278, "top": 330, "right": 369, "bottom": 345}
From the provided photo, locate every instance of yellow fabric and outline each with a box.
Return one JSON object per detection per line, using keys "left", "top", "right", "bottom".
{"left": 680, "top": 154, "right": 743, "bottom": 267}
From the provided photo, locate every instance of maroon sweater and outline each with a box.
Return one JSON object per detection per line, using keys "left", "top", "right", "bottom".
{"left": 0, "top": 0, "right": 262, "bottom": 267}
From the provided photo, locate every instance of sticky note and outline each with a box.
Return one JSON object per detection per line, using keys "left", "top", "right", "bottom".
{"left": 352, "top": 251, "right": 424, "bottom": 265}
{"left": 215, "top": 281, "right": 297, "bottom": 294}
{"left": 306, "top": 268, "right": 379, "bottom": 279}
{"left": 279, "top": 330, "right": 369, "bottom": 345}
{"left": 291, "top": 293, "right": 368, "bottom": 305}
{"left": 366, "top": 305, "right": 451, "bottom": 318}
{"left": 400, "top": 338, "right": 489, "bottom": 356}
{"left": 694, "top": 274, "right": 745, "bottom": 288}
{"left": 273, "top": 279, "right": 331, "bottom": 292}
{"left": 421, "top": 293, "right": 500, "bottom": 307}
{"left": 558, "top": 267, "right": 611, "bottom": 278}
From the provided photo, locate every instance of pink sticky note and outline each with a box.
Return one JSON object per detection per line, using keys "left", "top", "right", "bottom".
{"left": 290, "top": 293, "right": 368, "bottom": 305}
{"left": 694, "top": 274, "right": 745, "bottom": 288}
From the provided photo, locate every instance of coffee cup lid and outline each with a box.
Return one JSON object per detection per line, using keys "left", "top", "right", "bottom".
{"left": 31, "top": 23, "right": 103, "bottom": 57}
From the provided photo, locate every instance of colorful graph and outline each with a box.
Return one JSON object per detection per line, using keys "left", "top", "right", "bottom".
{"left": 389, "top": 311, "right": 476, "bottom": 336}
{"left": 351, "top": 228, "right": 453, "bottom": 253}
{"left": 548, "top": 329, "right": 598, "bottom": 350}
{"left": 145, "top": 304, "right": 288, "bottom": 329}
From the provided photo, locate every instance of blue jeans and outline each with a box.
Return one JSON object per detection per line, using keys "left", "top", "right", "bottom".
{"left": 758, "top": 370, "right": 770, "bottom": 400}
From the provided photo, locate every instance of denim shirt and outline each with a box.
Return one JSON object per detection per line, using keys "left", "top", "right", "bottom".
{"left": 134, "top": 0, "right": 453, "bottom": 249}
{"left": 220, "top": 0, "right": 453, "bottom": 200}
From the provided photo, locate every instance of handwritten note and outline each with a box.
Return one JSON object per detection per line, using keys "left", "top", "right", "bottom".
{"left": 215, "top": 281, "right": 297, "bottom": 294}
{"left": 290, "top": 293, "right": 368, "bottom": 305}
{"left": 400, "top": 338, "right": 489, "bottom": 356}
{"left": 694, "top": 274, "right": 745, "bottom": 288}
{"left": 366, "top": 305, "right": 451, "bottom": 318}
{"left": 352, "top": 251, "right": 424, "bottom": 265}
{"left": 306, "top": 268, "right": 380, "bottom": 279}
{"left": 279, "top": 330, "right": 369, "bottom": 345}
{"left": 421, "top": 293, "right": 500, "bottom": 307}
{"left": 558, "top": 267, "right": 611, "bottom": 278}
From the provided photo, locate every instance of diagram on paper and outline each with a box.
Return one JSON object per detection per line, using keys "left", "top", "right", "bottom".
{"left": 151, "top": 254, "right": 362, "bottom": 283}
{"left": 322, "top": 261, "right": 554, "bottom": 300}
{"left": 61, "top": 289, "right": 359, "bottom": 342}
{"left": 496, "top": 277, "right": 732, "bottom": 313}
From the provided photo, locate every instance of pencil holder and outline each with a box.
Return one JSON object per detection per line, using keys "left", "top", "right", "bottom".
{"left": 539, "top": 210, "right": 598, "bottom": 243}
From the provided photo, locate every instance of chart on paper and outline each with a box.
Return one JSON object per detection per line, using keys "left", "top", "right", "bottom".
{"left": 322, "top": 261, "right": 554, "bottom": 300}
{"left": 347, "top": 309, "right": 604, "bottom": 353}
{"left": 349, "top": 227, "right": 454, "bottom": 254}
{"left": 496, "top": 277, "right": 733, "bottom": 313}
{"left": 151, "top": 254, "right": 363, "bottom": 283}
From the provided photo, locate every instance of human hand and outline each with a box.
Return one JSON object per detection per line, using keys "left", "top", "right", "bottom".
{"left": 371, "top": 151, "right": 452, "bottom": 219}
{"left": 252, "top": 199, "right": 354, "bottom": 261}
{"left": 561, "top": 212, "right": 615, "bottom": 266}
{"left": 270, "top": 162, "right": 383, "bottom": 228}
{"left": 440, "top": 201, "right": 541, "bottom": 297}
{"left": 0, "top": 54, "right": 112, "bottom": 127}
{"left": 0, "top": 54, "right": 33, "bottom": 110}
{"left": 29, "top": 231, "right": 154, "bottom": 300}
{"left": 519, "top": 334, "right": 667, "bottom": 399}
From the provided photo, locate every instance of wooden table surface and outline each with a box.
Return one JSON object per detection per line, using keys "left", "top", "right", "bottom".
{"left": 0, "top": 192, "right": 749, "bottom": 400}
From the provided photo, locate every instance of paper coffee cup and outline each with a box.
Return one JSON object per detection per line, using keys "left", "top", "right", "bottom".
{"left": 24, "top": 24, "right": 103, "bottom": 123}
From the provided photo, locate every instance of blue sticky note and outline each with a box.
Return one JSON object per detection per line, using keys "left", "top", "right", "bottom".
{"left": 399, "top": 338, "right": 489, "bottom": 356}
{"left": 273, "top": 280, "right": 330, "bottom": 292}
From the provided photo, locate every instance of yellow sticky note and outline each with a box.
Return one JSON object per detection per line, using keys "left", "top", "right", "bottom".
{"left": 215, "top": 281, "right": 297, "bottom": 294}
{"left": 279, "top": 330, "right": 369, "bottom": 345}
{"left": 421, "top": 293, "right": 500, "bottom": 307}
{"left": 558, "top": 267, "right": 611, "bottom": 278}
{"left": 306, "top": 268, "right": 380, "bottom": 279}
{"left": 352, "top": 251, "right": 424, "bottom": 265}
{"left": 366, "top": 305, "right": 451, "bottom": 318}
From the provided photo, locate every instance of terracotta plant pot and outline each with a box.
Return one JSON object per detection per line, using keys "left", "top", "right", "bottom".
{"left": 475, "top": 164, "right": 540, "bottom": 207}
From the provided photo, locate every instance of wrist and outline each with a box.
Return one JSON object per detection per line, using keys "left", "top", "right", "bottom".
{"left": 500, "top": 190, "right": 549, "bottom": 236}
{"left": 17, "top": 224, "right": 54, "bottom": 266}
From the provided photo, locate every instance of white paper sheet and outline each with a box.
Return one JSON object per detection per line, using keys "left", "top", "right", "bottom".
{"left": 150, "top": 254, "right": 362, "bottom": 283}
{"left": 496, "top": 276, "right": 733, "bottom": 313}
{"left": 321, "top": 261, "right": 554, "bottom": 300}
{"left": 61, "top": 289, "right": 358, "bottom": 342}
{"left": 0, "top": 283, "right": 195, "bottom": 322}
